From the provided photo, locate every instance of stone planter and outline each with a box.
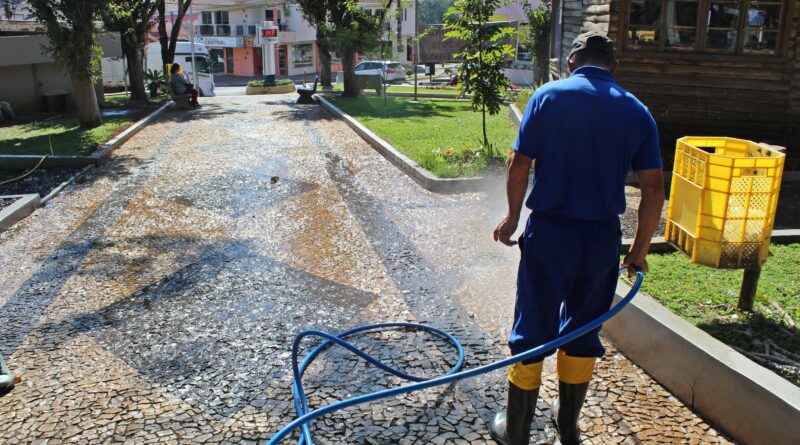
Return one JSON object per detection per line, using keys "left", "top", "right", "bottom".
{"left": 246, "top": 84, "right": 296, "bottom": 95}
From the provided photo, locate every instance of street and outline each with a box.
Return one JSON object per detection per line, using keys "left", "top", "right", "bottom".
{"left": 0, "top": 94, "right": 729, "bottom": 444}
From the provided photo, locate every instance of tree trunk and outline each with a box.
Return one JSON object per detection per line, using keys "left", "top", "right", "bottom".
{"left": 341, "top": 49, "right": 359, "bottom": 97}
{"left": 71, "top": 75, "right": 102, "bottom": 129}
{"left": 317, "top": 38, "right": 332, "bottom": 87}
{"left": 123, "top": 34, "right": 148, "bottom": 102}
{"left": 158, "top": 0, "right": 169, "bottom": 74}
{"left": 168, "top": 0, "right": 190, "bottom": 64}
{"left": 534, "top": 33, "right": 550, "bottom": 85}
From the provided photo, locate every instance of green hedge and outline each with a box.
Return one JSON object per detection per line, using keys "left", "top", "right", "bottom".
{"left": 247, "top": 79, "right": 294, "bottom": 87}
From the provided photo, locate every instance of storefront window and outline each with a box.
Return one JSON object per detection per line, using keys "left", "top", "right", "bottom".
{"left": 628, "top": 0, "right": 662, "bottom": 48}
{"left": 744, "top": 1, "right": 782, "bottom": 52}
{"left": 209, "top": 48, "right": 225, "bottom": 74}
{"left": 293, "top": 43, "right": 314, "bottom": 67}
{"left": 624, "top": 0, "right": 786, "bottom": 54}
{"left": 666, "top": 0, "right": 698, "bottom": 49}
{"left": 706, "top": 1, "right": 740, "bottom": 50}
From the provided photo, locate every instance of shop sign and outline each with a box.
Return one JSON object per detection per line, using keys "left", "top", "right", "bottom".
{"left": 197, "top": 36, "right": 243, "bottom": 48}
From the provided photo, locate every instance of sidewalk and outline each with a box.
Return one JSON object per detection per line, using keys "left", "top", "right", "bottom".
{"left": 0, "top": 95, "right": 733, "bottom": 444}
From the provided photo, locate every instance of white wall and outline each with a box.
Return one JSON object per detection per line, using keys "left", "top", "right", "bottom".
{"left": 283, "top": 4, "right": 316, "bottom": 41}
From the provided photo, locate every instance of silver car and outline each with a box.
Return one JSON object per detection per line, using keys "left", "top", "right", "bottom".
{"left": 354, "top": 61, "right": 407, "bottom": 83}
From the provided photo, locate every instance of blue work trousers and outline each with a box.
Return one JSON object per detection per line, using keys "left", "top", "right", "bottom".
{"left": 509, "top": 213, "right": 622, "bottom": 363}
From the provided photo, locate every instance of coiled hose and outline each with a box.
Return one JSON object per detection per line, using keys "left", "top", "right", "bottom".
{"left": 270, "top": 268, "right": 643, "bottom": 444}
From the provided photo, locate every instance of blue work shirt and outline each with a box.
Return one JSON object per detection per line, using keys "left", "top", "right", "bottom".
{"left": 513, "top": 66, "right": 662, "bottom": 220}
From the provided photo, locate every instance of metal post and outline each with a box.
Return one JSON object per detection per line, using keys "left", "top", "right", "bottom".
{"left": 737, "top": 267, "right": 762, "bottom": 312}
{"left": 415, "top": 0, "right": 419, "bottom": 101}
{"left": 189, "top": 3, "right": 198, "bottom": 87}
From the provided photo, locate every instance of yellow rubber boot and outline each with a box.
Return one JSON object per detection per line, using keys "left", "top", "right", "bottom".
{"left": 553, "top": 351, "right": 596, "bottom": 445}
{"left": 489, "top": 361, "right": 543, "bottom": 445}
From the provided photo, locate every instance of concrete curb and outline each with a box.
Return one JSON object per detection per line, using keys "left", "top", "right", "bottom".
{"left": 603, "top": 280, "right": 800, "bottom": 445}
{"left": 0, "top": 101, "right": 173, "bottom": 170}
{"left": 316, "top": 95, "right": 492, "bottom": 194}
{"left": 0, "top": 194, "right": 40, "bottom": 232}
{"left": 621, "top": 229, "right": 800, "bottom": 254}
{"left": 509, "top": 103, "right": 523, "bottom": 125}
{"left": 41, "top": 165, "right": 94, "bottom": 204}
{"left": 318, "top": 89, "right": 466, "bottom": 100}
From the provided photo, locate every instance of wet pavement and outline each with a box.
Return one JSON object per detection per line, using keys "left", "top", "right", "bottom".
{"left": 0, "top": 94, "right": 732, "bottom": 444}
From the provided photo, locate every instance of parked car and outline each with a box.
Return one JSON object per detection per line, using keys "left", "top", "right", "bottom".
{"left": 403, "top": 64, "right": 426, "bottom": 75}
{"left": 354, "top": 61, "right": 406, "bottom": 83}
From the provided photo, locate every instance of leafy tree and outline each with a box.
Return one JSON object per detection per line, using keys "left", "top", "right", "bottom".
{"left": 297, "top": 0, "right": 395, "bottom": 97}
{"left": 444, "top": 0, "right": 515, "bottom": 154}
{"left": 295, "top": 0, "right": 334, "bottom": 87}
{"left": 418, "top": 0, "right": 454, "bottom": 24}
{"left": 157, "top": 0, "right": 192, "bottom": 75}
{"left": 519, "top": 0, "right": 551, "bottom": 85}
{"left": 102, "top": 0, "right": 160, "bottom": 103}
{"left": 29, "top": 0, "right": 109, "bottom": 128}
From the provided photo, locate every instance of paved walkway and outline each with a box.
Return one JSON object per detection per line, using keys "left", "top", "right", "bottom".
{"left": 0, "top": 95, "right": 732, "bottom": 444}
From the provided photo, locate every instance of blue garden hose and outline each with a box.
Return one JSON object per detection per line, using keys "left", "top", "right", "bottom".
{"left": 270, "top": 268, "right": 643, "bottom": 445}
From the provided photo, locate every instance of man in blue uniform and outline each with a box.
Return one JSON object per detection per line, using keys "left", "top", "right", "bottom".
{"left": 490, "top": 31, "right": 665, "bottom": 445}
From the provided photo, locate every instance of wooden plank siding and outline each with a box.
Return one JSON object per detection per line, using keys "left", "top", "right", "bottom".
{"left": 551, "top": 0, "right": 800, "bottom": 161}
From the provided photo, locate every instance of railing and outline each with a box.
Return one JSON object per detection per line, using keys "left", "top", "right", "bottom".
{"left": 196, "top": 24, "right": 232, "bottom": 36}
{"left": 196, "top": 24, "right": 214, "bottom": 36}
{"left": 215, "top": 24, "right": 231, "bottom": 36}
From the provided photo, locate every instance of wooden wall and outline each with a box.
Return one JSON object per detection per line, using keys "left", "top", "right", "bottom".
{"left": 551, "top": 0, "right": 800, "bottom": 161}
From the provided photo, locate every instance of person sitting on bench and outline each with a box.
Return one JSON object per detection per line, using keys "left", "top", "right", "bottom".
{"left": 169, "top": 63, "right": 200, "bottom": 107}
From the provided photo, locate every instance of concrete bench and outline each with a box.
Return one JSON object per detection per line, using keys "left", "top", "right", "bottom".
{"left": 169, "top": 84, "right": 193, "bottom": 110}
{"left": 297, "top": 76, "right": 319, "bottom": 104}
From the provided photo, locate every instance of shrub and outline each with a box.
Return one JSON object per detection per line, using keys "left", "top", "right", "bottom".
{"left": 247, "top": 79, "right": 294, "bottom": 88}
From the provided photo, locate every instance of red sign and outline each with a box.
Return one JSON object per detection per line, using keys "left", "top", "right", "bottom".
{"left": 260, "top": 29, "right": 278, "bottom": 38}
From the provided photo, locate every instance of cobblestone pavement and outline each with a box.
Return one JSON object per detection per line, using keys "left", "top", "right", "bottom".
{"left": 0, "top": 95, "right": 733, "bottom": 444}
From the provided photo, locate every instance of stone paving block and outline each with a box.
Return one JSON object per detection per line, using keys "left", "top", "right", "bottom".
{"left": 0, "top": 95, "right": 734, "bottom": 444}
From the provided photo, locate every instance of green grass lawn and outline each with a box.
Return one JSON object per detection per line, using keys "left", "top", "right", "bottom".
{"left": 629, "top": 244, "right": 800, "bottom": 384}
{"left": 0, "top": 115, "right": 139, "bottom": 156}
{"left": 327, "top": 95, "right": 518, "bottom": 177}
{"left": 104, "top": 92, "right": 169, "bottom": 107}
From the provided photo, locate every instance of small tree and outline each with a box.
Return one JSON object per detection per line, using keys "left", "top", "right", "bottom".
{"left": 103, "top": 0, "right": 160, "bottom": 103}
{"left": 29, "top": 0, "right": 108, "bottom": 128}
{"left": 444, "top": 0, "right": 515, "bottom": 154}
{"left": 157, "top": 0, "right": 192, "bottom": 74}
{"left": 520, "top": 0, "right": 551, "bottom": 85}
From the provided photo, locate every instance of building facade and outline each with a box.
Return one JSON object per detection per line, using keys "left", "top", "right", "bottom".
{"left": 167, "top": 0, "right": 420, "bottom": 78}
{"left": 549, "top": 0, "right": 800, "bottom": 153}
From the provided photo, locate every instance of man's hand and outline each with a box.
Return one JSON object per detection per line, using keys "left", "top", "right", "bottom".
{"left": 621, "top": 251, "right": 648, "bottom": 277}
{"left": 495, "top": 151, "right": 533, "bottom": 247}
{"left": 494, "top": 215, "right": 518, "bottom": 246}
{"left": 624, "top": 167, "right": 665, "bottom": 277}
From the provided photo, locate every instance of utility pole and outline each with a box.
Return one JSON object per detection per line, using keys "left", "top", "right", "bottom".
{"left": 189, "top": 2, "right": 198, "bottom": 87}
{"left": 413, "top": 0, "right": 419, "bottom": 102}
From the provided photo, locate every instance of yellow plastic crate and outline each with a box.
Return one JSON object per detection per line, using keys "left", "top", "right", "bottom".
{"left": 665, "top": 137, "right": 785, "bottom": 269}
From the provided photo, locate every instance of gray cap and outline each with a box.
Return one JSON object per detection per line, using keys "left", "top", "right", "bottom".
{"left": 569, "top": 30, "right": 615, "bottom": 59}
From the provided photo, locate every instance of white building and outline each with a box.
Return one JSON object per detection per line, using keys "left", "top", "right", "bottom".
{"left": 162, "top": 0, "right": 419, "bottom": 78}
